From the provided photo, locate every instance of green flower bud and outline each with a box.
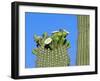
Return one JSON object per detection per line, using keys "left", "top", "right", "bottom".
{"left": 62, "top": 32, "right": 67, "bottom": 37}
{"left": 34, "top": 34, "right": 41, "bottom": 42}
{"left": 32, "top": 49, "right": 37, "bottom": 55}
{"left": 57, "top": 32, "right": 62, "bottom": 37}
{"left": 42, "top": 32, "right": 48, "bottom": 39}
{"left": 65, "top": 40, "right": 70, "bottom": 48}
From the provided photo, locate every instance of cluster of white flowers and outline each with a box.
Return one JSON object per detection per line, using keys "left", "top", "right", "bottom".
{"left": 44, "top": 29, "right": 69, "bottom": 45}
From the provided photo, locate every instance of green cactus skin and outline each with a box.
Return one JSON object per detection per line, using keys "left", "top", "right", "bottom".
{"left": 76, "top": 15, "right": 90, "bottom": 65}
{"left": 34, "top": 45, "right": 70, "bottom": 67}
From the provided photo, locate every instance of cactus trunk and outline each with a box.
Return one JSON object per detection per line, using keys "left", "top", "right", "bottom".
{"left": 35, "top": 45, "right": 69, "bottom": 67}
{"left": 76, "top": 15, "right": 90, "bottom": 65}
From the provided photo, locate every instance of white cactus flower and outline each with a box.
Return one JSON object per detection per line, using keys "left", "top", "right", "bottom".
{"left": 51, "top": 31, "right": 59, "bottom": 34}
{"left": 63, "top": 29, "right": 69, "bottom": 34}
{"left": 44, "top": 37, "right": 52, "bottom": 44}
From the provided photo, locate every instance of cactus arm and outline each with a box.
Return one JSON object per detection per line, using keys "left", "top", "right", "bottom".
{"left": 34, "top": 34, "right": 39, "bottom": 42}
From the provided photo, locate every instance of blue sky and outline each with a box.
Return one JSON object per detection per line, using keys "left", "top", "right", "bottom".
{"left": 25, "top": 12, "right": 78, "bottom": 68}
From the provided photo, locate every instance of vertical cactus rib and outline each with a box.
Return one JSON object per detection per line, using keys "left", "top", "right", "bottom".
{"left": 76, "top": 15, "right": 90, "bottom": 65}
{"left": 35, "top": 45, "right": 69, "bottom": 67}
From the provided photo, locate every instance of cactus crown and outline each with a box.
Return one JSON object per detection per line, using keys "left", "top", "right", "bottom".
{"left": 33, "top": 29, "right": 70, "bottom": 50}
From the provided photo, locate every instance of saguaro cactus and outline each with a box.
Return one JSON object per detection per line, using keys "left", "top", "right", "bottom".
{"left": 76, "top": 15, "right": 90, "bottom": 65}
{"left": 32, "top": 29, "right": 70, "bottom": 67}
